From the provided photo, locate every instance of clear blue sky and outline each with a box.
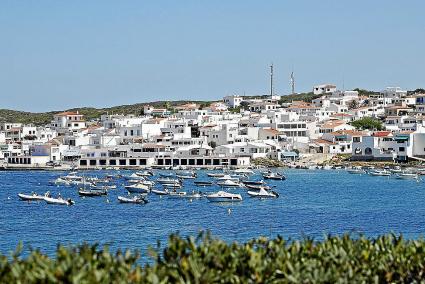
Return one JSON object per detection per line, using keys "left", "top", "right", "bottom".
{"left": 1, "top": 1, "right": 424, "bottom": 112}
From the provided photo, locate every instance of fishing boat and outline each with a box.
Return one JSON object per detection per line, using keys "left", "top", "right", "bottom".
{"left": 78, "top": 189, "right": 107, "bottom": 197}
{"left": 17, "top": 192, "right": 46, "bottom": 201}
{"left": 194, "top": 181, "right": 213, "bottom": 186}
{"left": 117, "top": 195, "right": 148, "bottom": 204}
{"left": 369, "top": 169, "right": 391, "bottom": 176}
{"left": 125, "top": 183, "right": 151, "bottom": 193}
{"left": 217, "top": 180, "right": 242, "bottom": 188}
{"left": 44, "top": 196, "right": 75, "bottom": 206}
{"left": 247, "top": 187, "right": 279, "bottom": 198}
{"left": 394, "top": 172, "right": 420, "bottom": 180}
{"left": 206, "top": 191, "right": 242, "bottom": 202}
{"left": 262, "top": 172, "right": 286, "bottom": 180}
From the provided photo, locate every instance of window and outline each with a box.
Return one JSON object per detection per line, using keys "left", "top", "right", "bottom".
{"left": 399, "top": 147, "right": 405, "bottom": 152}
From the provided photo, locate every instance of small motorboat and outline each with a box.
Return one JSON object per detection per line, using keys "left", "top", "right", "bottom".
{"left": 176, "top": 174, "right": 196, "bottom": 179}
{"left": 78, "top": 189, "right": 107, "bottom": 197}
{"left": 247, "top": 188, "right": 279, "bottom": 198}
{"left": 262, "top": 172, "right": 286, "bottom": 180}
{"left": 44, "top": 196, "right": 75, "bottom": 206}
{"left": 159, "top": 172, "right": 174, "bottom": 178}
{"left": 50, "top": 177, "right": 71, "bottom": 186}
{"left": 151, "top": 188, "right": 169, "bottom": 195}
{"left": 124, "top": 173, "right": 145, "bottom": 180}
{"left": 162, "top": 183, "right": 182, "bottom": 189}
{"left": 167, "top": 191, "right": 188, "bottom": 198}
{"left": 217, "top": 180, "right": 242, "bottom": 188}
{"left": 194, "top": 181, "right": 213, "bottom": 186}
{"left": 136, "top": 170, "right": 154, "bottom": 177}
{"left": 369, "top": 169, "right": 391, "bottom": 176}
{"left": 233, "top": 168, "right": 254, "bottom": 175}
{"left": 17, "top": 192, "right": 45, "bottom": 201}
{"left": 245, "top": 184, "right": 272, "bottom": 190}
{"left": 216, "top": 175, "right": 240, "bottom": 182}
{"left": 91, "top": 185, "right": 117, "bottom": 190}
{"left": 242, "top": 180, "right": 265, "bottom": 186}
{"left": 207, "top": 172, "right": 225, "bottom": 178}
{"left": 117, "top": 195, "right": 148, "bottom": 204}
{"left": 157, "top": 177, "right": 181, "bottom": 184}
{"left": 125, "top": 183, "right": 151, "bottom": 193}
{"left": 395, "top": 173, "right": 420, "bottom": 180}
{"left": 206, "top": 191, "right": 242, "bottom": 202}
{"left": 346, "top": 167, "right": 365, "bottom": 174}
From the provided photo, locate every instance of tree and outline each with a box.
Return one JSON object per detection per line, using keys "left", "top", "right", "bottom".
{"left": 348, "top": 100, "right": 359, "bottom": 110}
{"left": 351, "top": 117, "right": 383, "bottom": 131}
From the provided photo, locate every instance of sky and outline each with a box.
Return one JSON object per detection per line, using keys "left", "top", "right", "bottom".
{"left": 0, "top": 1, "right": 424, "bottom": 112}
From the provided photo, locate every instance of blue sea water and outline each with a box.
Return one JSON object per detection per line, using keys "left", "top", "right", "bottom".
{"left": 0, "top": 169, "right": 424, "bottom": 258}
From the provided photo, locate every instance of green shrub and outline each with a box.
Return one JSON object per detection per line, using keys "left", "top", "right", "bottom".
{"left": 2, "top": 233, "right": 425, "bottom": 283}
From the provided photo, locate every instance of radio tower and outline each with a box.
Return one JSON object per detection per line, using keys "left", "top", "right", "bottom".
{"left": 270, "top": 63, "right": 274, "bottom": 96}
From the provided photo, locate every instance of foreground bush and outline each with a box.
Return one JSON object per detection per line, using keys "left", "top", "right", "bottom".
{"left": 1, "top": 233, "right": 425, "bottom": 283}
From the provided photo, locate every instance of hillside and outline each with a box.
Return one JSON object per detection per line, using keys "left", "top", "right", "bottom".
{"left": 0, "top": 100, "right": 212, "bottom": 126}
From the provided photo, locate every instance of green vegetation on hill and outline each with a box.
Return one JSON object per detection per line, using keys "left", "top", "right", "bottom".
{"left": 0, "top": 100, "right": 213, "bottom": 126}
{"left": 279, "top": 92, "right": 321, "bottom": 103}
{"left": 1, "top": 233, "right": 425, "bottom": 283}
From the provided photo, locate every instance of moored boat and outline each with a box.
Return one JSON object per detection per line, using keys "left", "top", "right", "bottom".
{"left": 117, "top": 195, "right": 148, "bottom": 204}
{"left": 395, "top": 172, "right": 420, "bottom": 180}
{"left": 206, "top": 191, "right": 242, "bottom": 202}
{"left": 194, "top": 181, "right": 213, "bottom": 186}
{"left": 125, "top": 183, "right": 151, "bottom": 193}
{"left": 262, "top": 172, "right": 286, "bottom": 180}
{"left": 247, "top": 188, "right": 279, "bottom": 198}
{"left": 17, "top": 192, "right": 46, "bottom": 201}
{"left": 217, "top": 180, "right": 242, "bottom": 188}
{"left": 78, "top": 189, "right": 107, "bottom": 197}
{"left": 44, "top": 196, "right": 75, "bottom": 206}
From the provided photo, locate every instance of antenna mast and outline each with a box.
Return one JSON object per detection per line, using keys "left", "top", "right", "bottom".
{"left": 290, "top": 70, "right": 295, "bottom": 95}
{"left": 270, "top": 63, "right": 274, "bottom": 96}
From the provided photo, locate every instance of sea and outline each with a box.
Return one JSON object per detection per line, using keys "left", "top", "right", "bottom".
{"left": 1, "top": 169, "right": 424, "bottom": 259}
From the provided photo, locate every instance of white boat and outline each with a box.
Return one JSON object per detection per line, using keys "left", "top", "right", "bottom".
{"left": 124, "top": 173, "right": 145, "bottom": 180}
{"left": 157, "top": 177, "right": 181, "bottom": 184}
{"left": 62, "top": 173, "right": 84, "bottom": 181}
{"left": 207, "top": 172, "right": 225, "bottom": 178}
{"left": 262, "top": 172, "right": 286, "bottom": 180}
{"left": 151, "top": 188, "right": 169, "bottom": 195}
{"left": 135, "top": 170, "right": 154, "bottom": 177}
{"left": 162, "top": 183, "right": 182, "bottom": 189}
{"left": 125, "top": 183, "right": 151, "bottom": 193}
{"left": 168, "top": 191, "right": 188, "bottom": 198}
{"left": 50, "top": 177, "right": 71, "bottom": 186}
{"left": 117, "top": 195, "right": 148, "bottom": 204}
{"left": 395, "top": 173, "right": 420, "bottom": 180}
{"left": 176, "top": 174, "right": 196, "bottom": 179}
{"left": 369, "top": 169, "right": 391, "bottom": 176}
{"left": 18, "top": 192, "right": 46, "bottom": 201}
{"left": 44, "top": 196, "right": 75, "bottom": 206}
{"left": 91, "top": 185, "right": 117, "bottom": 190}
{"left": 233, "top": 169, "right": 254, "bottom": 175}
{"left": 217, "top": 180, "right": 242, "bottom": 188}
{"left": 247, "top": 188, "right": 279, "bottom": 198}
{"left": 346, "top": 167, "right": 365, "bottom": 174}
{"left": 206, "top": 191, "right": 242, "bottom": 202}
{"left": 216, "top": 175, "right": 240, "bottom": 182}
